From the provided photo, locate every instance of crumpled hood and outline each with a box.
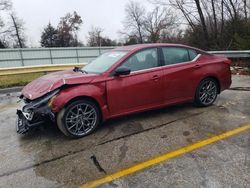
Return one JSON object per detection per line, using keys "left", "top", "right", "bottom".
{"left": 22, "top": 70, "right": 97, "bottom": 100}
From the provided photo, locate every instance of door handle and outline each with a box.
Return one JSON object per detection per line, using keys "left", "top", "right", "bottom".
{"left": 194, "top": 64, "right": 202, "bottom": 69}
{"left": 151, "top": 75, "right": 160, "bottom": 81}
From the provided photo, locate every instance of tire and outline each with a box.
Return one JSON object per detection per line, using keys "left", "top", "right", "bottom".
{"left": 57, "top": 99, "right": 101, "bottom": 138}
{"left": 194, "top": 78, "right": 218, "bottom": 107}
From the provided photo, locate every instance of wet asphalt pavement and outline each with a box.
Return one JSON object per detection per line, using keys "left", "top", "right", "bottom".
{"left": 0, "top": 75, "right": 249, "bottom": 188}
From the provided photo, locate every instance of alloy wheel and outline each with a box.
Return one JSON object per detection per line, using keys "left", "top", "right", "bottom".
{"left": 198, "top": 80, "right": 217, "bottom": 105}
{"left": 65, "top": 103, "right": 97, "bottom": 136}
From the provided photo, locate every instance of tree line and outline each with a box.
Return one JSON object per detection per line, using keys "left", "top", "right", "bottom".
{"left": 123, "top": 0, "right": 250, "bottom": 50}
{"left": 0, "top": 0, "right": 250, "bottom": 50}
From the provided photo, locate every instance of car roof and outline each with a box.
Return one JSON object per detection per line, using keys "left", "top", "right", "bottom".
{"left": 113, "top": 43, "right": 205, "bottom": 53}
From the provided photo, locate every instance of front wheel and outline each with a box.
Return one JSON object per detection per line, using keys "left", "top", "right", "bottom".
{"left": 195, "top": 78, "right": 218, "bottom": 107}
{"left": 57, "top": 99, "right": 101, "bottom": 138}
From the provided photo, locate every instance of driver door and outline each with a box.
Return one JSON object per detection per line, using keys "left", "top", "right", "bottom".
{"left": 106, "top": 48, "right": 164, "bottom": 116}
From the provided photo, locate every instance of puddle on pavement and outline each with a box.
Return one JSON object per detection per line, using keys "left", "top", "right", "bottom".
{"left": 183, "top": 131, "right": 190, "bottom": 136}
{"left": 121, "top": 121, "right": 144, "bottom": 134}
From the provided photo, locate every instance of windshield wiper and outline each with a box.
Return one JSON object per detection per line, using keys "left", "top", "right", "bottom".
{"left": 73, "top": 67, "right": 88, "bottom": 74}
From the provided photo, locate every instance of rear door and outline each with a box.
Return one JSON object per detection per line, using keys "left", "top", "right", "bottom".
{"left": 106, "top": 48, "right": 164, "bottom": 116}
{"left": 161, "top": 47, "right": 201, "bottom": 102}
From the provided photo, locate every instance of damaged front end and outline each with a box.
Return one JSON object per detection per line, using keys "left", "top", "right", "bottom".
{"left": 16, "top": 89, "right": 60, "bottom": 134}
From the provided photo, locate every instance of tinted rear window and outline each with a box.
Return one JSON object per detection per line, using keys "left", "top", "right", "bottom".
{"left": 188, "top": 49, "right": 198, "bottom": 60}
{"left": 162, "top": 47, "right": 189, "bottom": 65}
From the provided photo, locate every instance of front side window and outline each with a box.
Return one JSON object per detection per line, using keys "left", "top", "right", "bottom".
{"left": 83, "top": 51, "right": 128, "bottom": 73}
{"left": 121, "top": 48, "right": 158, "bottom": 72}
{"left": 162, "top": 47, "right": 190, "bottom": 65}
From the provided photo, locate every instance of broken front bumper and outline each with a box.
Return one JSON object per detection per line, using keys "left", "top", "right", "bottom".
{"left": 16, "top": 110, "right": 40, "bottom": 134}
{"left": 16, "top": 106, "right": 55, "bottom": 134}
{"left": 16, "top": 89, "right": 60, "bottom": 134}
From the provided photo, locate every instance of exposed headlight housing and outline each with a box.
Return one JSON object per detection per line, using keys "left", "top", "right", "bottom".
{"left": 23, "top": 89, "right": 60, "bottom": 112}
{"left": 48, "top": 95, "right": 57, "bottom": 108}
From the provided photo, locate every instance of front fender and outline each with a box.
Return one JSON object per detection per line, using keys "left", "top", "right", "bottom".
{"left": 51, "top": 83, "right": 107, "bottom": 116}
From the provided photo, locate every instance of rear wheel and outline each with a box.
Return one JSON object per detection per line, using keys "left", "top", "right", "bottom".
{"left": 195, "top": 78, "right": 218, "bottom": 107}
{"left": 57, "top": 99, "right": 101, "bottom": 138}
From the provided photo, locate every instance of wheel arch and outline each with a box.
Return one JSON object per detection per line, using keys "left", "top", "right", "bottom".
{"left": 51, "top": 84, "right": 107, "bottom": 120}
{"left": 60, "top": 95, "right": 103, "bottom": 121}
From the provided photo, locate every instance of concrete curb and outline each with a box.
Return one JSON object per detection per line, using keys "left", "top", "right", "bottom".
{"left": 0, "top": 86, "right": 23, "bottom": 94}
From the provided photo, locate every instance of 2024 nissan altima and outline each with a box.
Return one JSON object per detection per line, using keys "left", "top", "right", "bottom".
{"left": 16, "top": 44, "right": 232, "bottom": 138}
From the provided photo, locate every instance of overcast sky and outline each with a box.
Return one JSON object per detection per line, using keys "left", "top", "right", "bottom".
{"left": 10, "top": 0, "right": 155, "bottom": 47}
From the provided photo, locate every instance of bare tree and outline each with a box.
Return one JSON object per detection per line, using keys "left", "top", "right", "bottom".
{"left": 194, "top": 0, "right": 209, "bottom": 44}
{"left": 228, "top": 0, "right": 238, "bottom": 20}
{"left": 143, "top": 7, "right": 177, "bottom": 42}
{"left": 87, "top": 26, "right": 116, "bottom": 47}
{"left": 222, "top": 0, "right": 238, "bottom": 20}
{"left": 0, "top": 0, "right": 11, "bottom": 11}
{"left": 164, "top": 0, "right": 209, "bottom": 47}
{"left": 210, "top": 0, "right": 218, "bottom": 39}
{"left": 243, "top": 0, "right": 248, "bottom": 21}
{"left": 247, "top": 0, "right": 250, "bottom": 8}
{"left": 167, "top": 0, "right": 197, "bottom": 30}
{"left": 87, "top": 26, "right": 103, "bottom": 47}
{"left": 151, "top": 0, "right": 250, "bottom": 49}
{"left": 221, "top": 0, "right": 225, "bottom": 35}
{"left": 0, "top": 0, "right": 12, "bottom": 34}
{"left": 122, "top": 1, "right": 146, "bottom": 43}
{"left": 9, "top": 13, "right": 26, "bottom": 48}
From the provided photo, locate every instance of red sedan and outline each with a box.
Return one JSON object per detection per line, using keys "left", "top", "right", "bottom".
{"left": 17, "top": 44, "right": 231, "bottom": 138}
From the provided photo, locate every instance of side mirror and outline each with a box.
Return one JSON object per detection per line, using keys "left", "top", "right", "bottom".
{"left": 114, "top": 66, "right": 131, "bottom": 76}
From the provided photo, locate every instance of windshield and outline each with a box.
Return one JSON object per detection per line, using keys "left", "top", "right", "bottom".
{"left": 82, "top": 51, "right": 128, "bottom": 74}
